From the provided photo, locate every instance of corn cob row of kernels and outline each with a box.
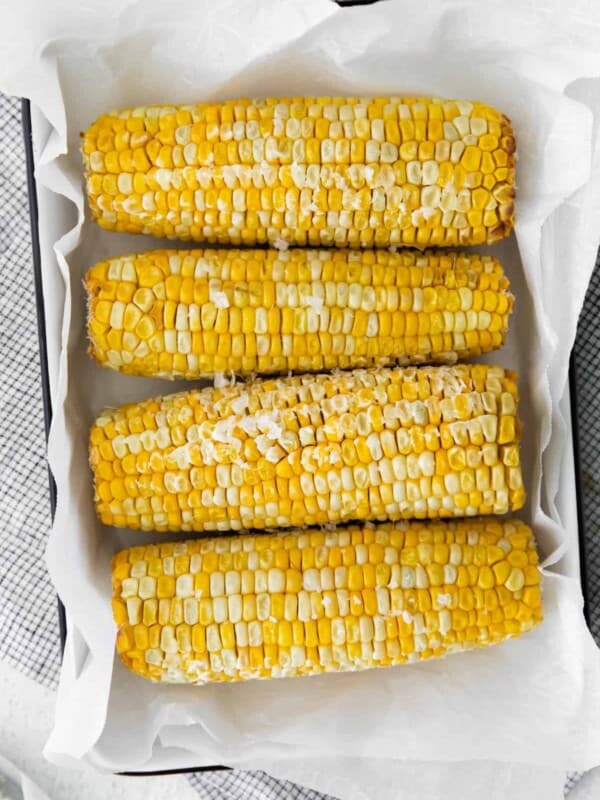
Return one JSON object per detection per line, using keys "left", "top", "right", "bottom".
{"left": 86, "top": 248, "right": 513, "bottom": 379}
{"left": 112, "top": 518, "right": 542, "bottom": 684}
{"left": 90, "top": 364, "right": 524, "bottom": 534}
{"left": 82, "top": 96, "right": 515, "bottom": 249}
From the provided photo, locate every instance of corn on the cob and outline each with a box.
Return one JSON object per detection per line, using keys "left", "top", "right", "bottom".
{"left": 112, "top": 518, "right": 542, "bottom": 684}
{"left": 83, "top": 96, "right": 516, "bottom": 249}
{"left": 86, "top": 248, "right": 513, "bottom": 379}
{"left": 90, "top": 364, "right": 524, "bottom": 532}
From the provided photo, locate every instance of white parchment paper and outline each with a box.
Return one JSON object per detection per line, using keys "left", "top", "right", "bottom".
{"left": 2, "top": 0, "right": 600, "bottom": 796}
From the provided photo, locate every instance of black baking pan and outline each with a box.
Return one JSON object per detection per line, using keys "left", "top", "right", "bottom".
{"left": 21, "top": 87, "right": 592, "bottom": 776}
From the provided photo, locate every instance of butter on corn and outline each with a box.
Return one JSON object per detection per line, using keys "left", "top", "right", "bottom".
{"left": 82, "top": 96, "right": 516, "bottom": 249}
{"left": 86, "top": 248, "right": 513, "bottom": 379}
{"left": 90, "top": 364, "right": 525, "bottom": 532}
{"left": 111, "top": 518, "right": 542, "bottom": 684}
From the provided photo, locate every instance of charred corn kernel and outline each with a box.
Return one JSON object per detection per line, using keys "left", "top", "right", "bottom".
{"left": 86, "top": 248, "right": 513, "bottom": 379}
{"left": 91, "top": 364, "right": 524, "bottom": 532}
{"left": 84, "top": 97, "right": 516, "bottom": 248}
{"left": 113, "top": 517, "right": 541, "bottom": 683}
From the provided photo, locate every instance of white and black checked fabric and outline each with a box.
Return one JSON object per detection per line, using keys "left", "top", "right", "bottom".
{"left": 565, "top": 772, "right": 583, "bottom": 796}
{"left": 0, "top": 89, "right": 598, "bottom": 796}
{"left": 0, "top": 93, "right": 60, "bottom": 688}
{"left": 188, "top": 770, "right": 337, "bottom": 800}
{"left": 573, "top": 260, "right": 600, "bottom": 644}
{"left": 565, "top": 251, "right": 600, "bottom": 797}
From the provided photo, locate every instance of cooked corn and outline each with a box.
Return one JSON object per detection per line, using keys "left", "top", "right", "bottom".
{"left": 86, "top": 248, "right": 513, "bottom": 379}
{"left": 111, "top": 518, "right": 542, "bottom": 684}
{"left": 83, "top": 96, "right": 516, "bottom": 249}
{"left": 90, "top": 364, "right": 524, "bottom": 532}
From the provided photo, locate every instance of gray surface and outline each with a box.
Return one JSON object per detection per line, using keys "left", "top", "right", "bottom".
{"left": 0, "top": 91, "right": 597, "bottom": 797}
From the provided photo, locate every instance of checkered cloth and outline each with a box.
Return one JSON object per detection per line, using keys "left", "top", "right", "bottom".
{"left": 563, "top": 250, "right": 600, "bottom": 797}
{"left": 188, "top": 770, "right": 337, "bottom": 799}
{"left": 573, "top": 266, "right": 600, "bottom": 644}
{"left": 0, "top": 94, "right": 60, "bottom": 688}
{"left": 0, "top": 91, "right": 596, "bottom": 797}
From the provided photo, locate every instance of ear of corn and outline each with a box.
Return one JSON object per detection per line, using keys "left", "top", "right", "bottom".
{"left": 90, "top": 364, "right": 524, "bottom": 532}
{"left": 111, "top": 518, "right": 542, "bottom": 684}
{"left": 82, "top": 96, "right": 516, "bottom": 249}
{"left": 86, "top": 248, "right": 513, "bottom": 379}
